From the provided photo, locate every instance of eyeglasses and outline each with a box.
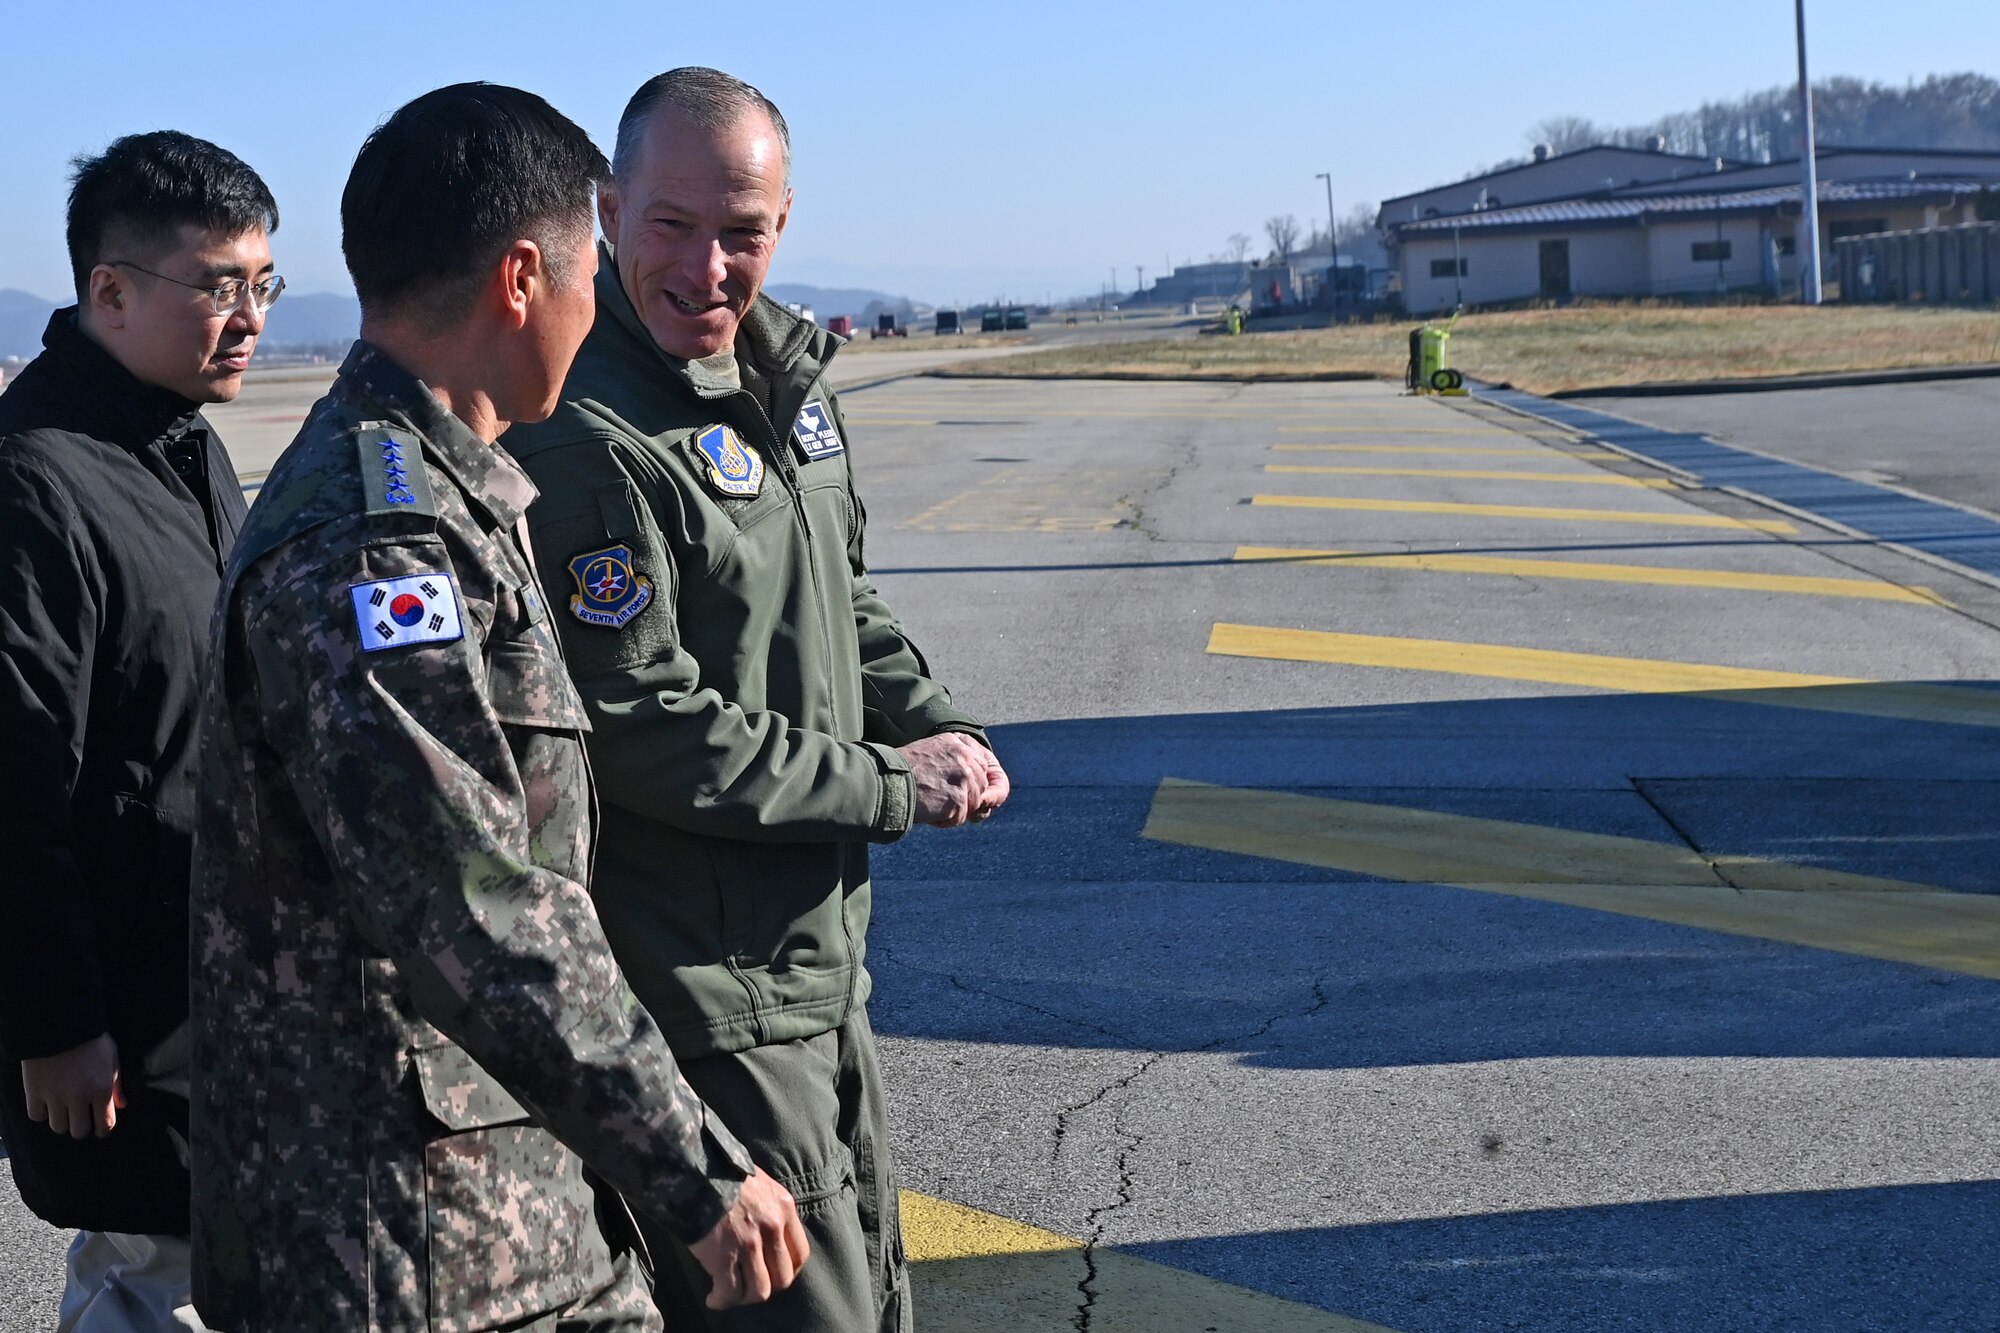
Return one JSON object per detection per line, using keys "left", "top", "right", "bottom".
{"left": 109, "top": 261, "right": 285, "bottom": 316}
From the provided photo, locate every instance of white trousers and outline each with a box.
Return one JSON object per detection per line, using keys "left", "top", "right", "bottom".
{"left": 57, "top": 1231, "right": 208, "bottom": 1333}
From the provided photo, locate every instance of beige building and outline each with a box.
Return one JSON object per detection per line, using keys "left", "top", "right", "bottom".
{"left": 1387, "top": 157, "right": 2000, "bottom": 314}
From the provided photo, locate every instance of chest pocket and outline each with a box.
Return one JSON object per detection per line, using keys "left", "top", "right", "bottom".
{"left": 676, "top": 434, "right": 792, "bottom": 534}
{"left": 483, "top": 533, "right": 590, "bottom": 731}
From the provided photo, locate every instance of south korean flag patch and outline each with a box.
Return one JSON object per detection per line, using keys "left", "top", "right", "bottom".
{"left": 791, "top": 400, "right": 844, "bottom": 461}
{"left": 350, "top": 572, "right": 464, "bottom": 652}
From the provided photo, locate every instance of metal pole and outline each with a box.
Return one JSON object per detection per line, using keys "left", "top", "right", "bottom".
{"left": 1452, "top": 219, "right": 1464, "bottom": 307}
{"left": 1316, "top": 171, "right": 1339, "bottom": 295}
{"left": 1796, "top": 0, "right": 1823, "bottom": 304}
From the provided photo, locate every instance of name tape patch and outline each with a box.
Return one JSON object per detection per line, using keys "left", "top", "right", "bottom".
{"left": 350, "top": 573, "right": 464, "bottom": 651}
{"left": 792, "top": 400, "right": 844, "bottom": 461}
{"left": 694, "top": 424, "right": 764, "bottom": 498}
{"left": 566, "top": 544, "right": 654, "bottom": 628}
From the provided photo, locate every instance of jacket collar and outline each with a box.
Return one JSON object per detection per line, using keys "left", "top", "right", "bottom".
{"left": 37, "top": 307, "right": 205, "bottom": 450}
{"left": 331, "top": 340, "right": 537, "bottom": 528}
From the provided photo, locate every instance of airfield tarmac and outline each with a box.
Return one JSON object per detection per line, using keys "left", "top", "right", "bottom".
{"left": 7, "top": 367, "right": 1999, "bottom": 1331}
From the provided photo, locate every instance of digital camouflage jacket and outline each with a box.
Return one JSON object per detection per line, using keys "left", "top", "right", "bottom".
{"left": 190, "top": 342, "right": 752, "bottom": 1333}
{"left": 507, "top": 256, "right": 985, "bottom": 1060}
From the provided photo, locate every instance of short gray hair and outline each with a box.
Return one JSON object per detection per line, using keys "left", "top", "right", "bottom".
{"left": 612, "top": 67, "right": 791, "bottom": 186}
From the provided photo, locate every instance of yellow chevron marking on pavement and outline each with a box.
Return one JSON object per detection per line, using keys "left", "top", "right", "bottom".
{"left": 1206, "top": 624, "right": 2000, "bottom": 729}
{"left": 1272, "top": 444, "right": 1622, "bottom": 458}
{"left": 1252, "top": 494, "right": 1796, "bottom": 532}
{"left": 1142, "top": 780, "right": 2000, "bottom": 979}
{"left": 1230, "top": 546, "right": 1951, "bottom": 605}
{"left": 903, "top": 1191, "right": 1399, "bottom": 1332}
{"left": 1264, "top": 464, "right": 1675, "bottom": 489}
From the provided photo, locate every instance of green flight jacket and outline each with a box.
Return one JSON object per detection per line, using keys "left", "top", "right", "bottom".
{"left": 509, "top": 256, "right": 985, "bottom": 1058}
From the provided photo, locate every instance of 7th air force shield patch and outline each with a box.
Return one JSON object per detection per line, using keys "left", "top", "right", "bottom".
{"left": 694, "top": 424, "right": 764, "bottom": 498}
{"left": 567, "top": 545, "right": 654, "bottom": 628}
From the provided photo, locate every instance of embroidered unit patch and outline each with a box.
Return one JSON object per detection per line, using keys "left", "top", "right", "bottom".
{"left": 792, "top": 400, "right": 844, "bottom": 460}
{"left": 566, "top": 545, "right": 655, "bottom": 628}
{"left": 694, "top": 424, "right": 764, "bottom": 498}
{"left": 349, "top": 573, "right": 464, "bottom": 651}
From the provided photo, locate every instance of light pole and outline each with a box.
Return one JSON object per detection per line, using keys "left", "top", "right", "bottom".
{"left": 1315, "top": 171, "right": 1339, "bottom": 299}
{"left": 1796, "top": 0, "right": 1823, "bottom": 304}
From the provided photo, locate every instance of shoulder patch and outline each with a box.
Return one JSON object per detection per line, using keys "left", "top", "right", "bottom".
{"left": 357, "top": 425, "right": 436, "bottom": 517}
{"left": 566, "top": 545, "right": 655, "bottom": 629}
{"left": 791, "top": 400, "right": 845, "bottom": 461}
{"left": 693, "top": 424, "right": 764, "bottom": 498}
{"left": 350, "top": 572, "right": 463, "bottom": 651}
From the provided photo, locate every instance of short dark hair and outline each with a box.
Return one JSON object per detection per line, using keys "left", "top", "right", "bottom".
{"left": 613, "top": 68, "right": 791, "bottom": 186}
{"left": 342, "top": 82, "right": 608, "bottom": 329}
{"left": 66, "top": 132, "right": 278, "bottom": 298}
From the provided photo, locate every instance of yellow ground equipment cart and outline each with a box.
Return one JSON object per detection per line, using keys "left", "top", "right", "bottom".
{"left": 1405, "top": 308, "right": 1466, "bottom": 395}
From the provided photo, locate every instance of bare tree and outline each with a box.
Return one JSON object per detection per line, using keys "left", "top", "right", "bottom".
{"left": 1334, "top": 202, "right": 1379, "bottom": 247}
{"left": 1527, "top": 115, "right": 1602, "bottom": 155}
{"left": 1264, "top": 214, "right": 1300, "bottom": 264}
{"left": 1226, "top": 233, "right": 1251, "bottom": 265}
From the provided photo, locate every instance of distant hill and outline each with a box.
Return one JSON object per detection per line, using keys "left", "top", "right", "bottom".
{"left": 260, "top": 291, "right": 360, "bottom": 349}
{"left": 5, "top": 284, "right": 919, "bottom": 360}
{"left": 764, "top": 282, "right": 911, "bottom": 320}
{"left": 1, "top": 288, "right": 58, "bottom": 360}
{"left": 0, "top": 288, "right": 360, "bottom": 360}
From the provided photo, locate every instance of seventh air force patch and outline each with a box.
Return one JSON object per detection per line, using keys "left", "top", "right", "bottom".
{"left": 350, "top": 573, "right": 465, "bottom": 651}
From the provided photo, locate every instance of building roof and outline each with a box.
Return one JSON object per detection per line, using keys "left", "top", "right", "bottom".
{"left": 1389, "top": 178, "right": 1996, "bottom": 238}
{"left": 1376, "top": 144, "right": 1738, "bottom": 212}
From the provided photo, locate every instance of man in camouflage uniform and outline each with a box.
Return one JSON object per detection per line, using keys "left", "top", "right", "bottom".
{"left": 508, "top": 68, "right": 1009, "bottom": 1331}
{"left": 190, "top": 84, "right": 806, "bottom": 1332}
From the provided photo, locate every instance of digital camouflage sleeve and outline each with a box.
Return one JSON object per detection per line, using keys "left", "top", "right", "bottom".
{"left": 192, "top": 345, "right": 753, "bottom": 1332}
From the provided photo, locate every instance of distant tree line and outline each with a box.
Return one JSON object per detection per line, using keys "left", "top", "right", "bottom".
{"left": 1523, "top": 72, "right": 2000, "bottom": 166}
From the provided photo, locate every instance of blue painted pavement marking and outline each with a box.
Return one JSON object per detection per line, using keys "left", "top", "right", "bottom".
{"left": 1476, "top": 386, "right": 2000, "bottom": 581}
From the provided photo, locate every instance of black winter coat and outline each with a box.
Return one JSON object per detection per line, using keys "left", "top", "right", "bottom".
{"left": 0, "top": 309, "right": 245, "bottom": 1234}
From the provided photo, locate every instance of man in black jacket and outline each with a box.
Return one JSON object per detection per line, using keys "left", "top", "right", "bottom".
{"left": 0, "top": 131, "right": 278, "bottom": 1331}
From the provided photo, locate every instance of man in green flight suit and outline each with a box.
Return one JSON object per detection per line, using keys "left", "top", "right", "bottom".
{"left": 507, "top": 67, "right": 1009, "bottom": 1331}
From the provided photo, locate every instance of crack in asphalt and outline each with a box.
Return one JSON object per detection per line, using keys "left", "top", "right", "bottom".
{"left": 875, "top": 943, "right": 1336, "bottom": 1332}
{"left": 1067, "top": 973, "right": 1332, "bottom": 1331}
{"left": 1630, "top": 778, "right": 1741, "bottom": 891}
{"left": 872, "top": 946, "right": 1139, "bottom": 1047}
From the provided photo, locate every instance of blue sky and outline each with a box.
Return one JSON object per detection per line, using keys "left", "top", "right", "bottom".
{"left": 1, "top": 0, "right": 1993, "bottom": 305}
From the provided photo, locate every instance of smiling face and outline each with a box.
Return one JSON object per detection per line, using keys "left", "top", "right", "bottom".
{"left": 599, "top": 107, "right": 790, "bottom": 361}
{"left": 88, "top": 224, "right": 274, "bottom": 403}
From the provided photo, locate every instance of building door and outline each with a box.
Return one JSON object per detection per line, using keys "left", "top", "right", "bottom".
{"left": 1539, "top": 240, "right": 1571, "bottom": 300}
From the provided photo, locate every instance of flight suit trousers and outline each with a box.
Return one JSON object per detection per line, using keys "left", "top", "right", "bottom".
{"left": 640, "top": 1009, "right": 910, "bottom": 1333}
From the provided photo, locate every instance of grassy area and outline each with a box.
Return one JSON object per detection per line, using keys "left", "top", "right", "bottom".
{"left": 935, "top": 303, "right": 2000, "bottom": 395}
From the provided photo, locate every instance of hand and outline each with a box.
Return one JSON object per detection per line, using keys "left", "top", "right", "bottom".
{"left": 898, "top": 733, "right": 990, "bottom": 828}
{"left": 22, "top": 1033, "right": 123, "bottom": 1140}
{"left": 688, "top": 1168, "right": 811, "bottom": 1309}
{"left": 969, "top": 749, "right": 1011, "bottom": 823}
{"left": 908, "top": 732, "right": 1000, "bottom": 824}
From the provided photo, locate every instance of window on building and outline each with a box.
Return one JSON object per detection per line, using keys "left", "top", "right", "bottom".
{"left": 1775, "top": 236, "right": 1797, "bottom": 256}
{"left": 1829, "top": 218, "right": 1889, "bottom": 241}
{"left": 1692, "top": 240, "right": 1732, "bottom": 262}
{"left": 1430, "top": 258, "right": 1468, "bottom": 278}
